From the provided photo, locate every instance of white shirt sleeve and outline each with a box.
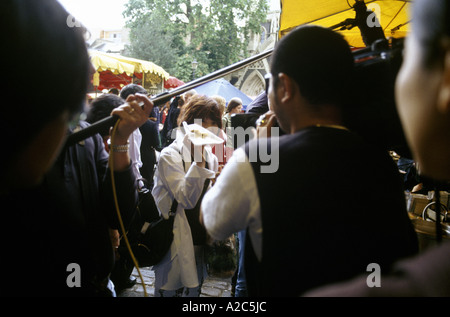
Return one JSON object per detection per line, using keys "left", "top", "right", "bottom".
{"left": 128, "top": 129, "right": 143, "bottom": 179}
{"left": 201, "top": 147, "right": 262, "bottom": 261}
{"left": 152, "top": 142, "right": 217, "bottom": 218}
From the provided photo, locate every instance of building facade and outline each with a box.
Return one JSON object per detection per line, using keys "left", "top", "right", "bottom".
{"left": 226, "top": 0, "right": 280, "bottom": 98}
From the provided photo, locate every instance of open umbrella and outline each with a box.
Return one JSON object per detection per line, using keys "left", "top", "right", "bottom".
{"left": 164, "top": 76, "right": 185, "bottom": 89}
{"left": 278, "top": 0, "right": 411, "bottom": 156}
{"left": 280, "top": 0, "right": 410, "bottom": 48}
{"left": 194, "top": 78, "right": 253, "bottom": 108}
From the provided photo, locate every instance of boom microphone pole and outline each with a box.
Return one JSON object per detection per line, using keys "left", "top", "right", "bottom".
{"left": 65, "top": 49, "right": 274, "bottom": 146}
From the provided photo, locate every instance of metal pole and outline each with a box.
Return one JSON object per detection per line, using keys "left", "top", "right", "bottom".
{"left": 66, "top": 49, "right": 273, "bottom": 146}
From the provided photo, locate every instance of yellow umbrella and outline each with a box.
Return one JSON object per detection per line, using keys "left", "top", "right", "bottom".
{"left": 279, "top": 0, "right": 410, "bottom": 47}
{"left": 89, "top": 50, "right": 135, "bottom": 76}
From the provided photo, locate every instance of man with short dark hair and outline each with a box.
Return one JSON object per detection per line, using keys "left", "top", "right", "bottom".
{"left": 201, "top": 25, "right": 418, "bottom": 296}
{"left": 86, "top": 94, "right": 125, "bottom": 143}
{"left": 1, "top": 0, "right": 91, "bottom": 189}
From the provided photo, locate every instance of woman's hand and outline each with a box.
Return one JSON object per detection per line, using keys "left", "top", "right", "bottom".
{"left": 191, "top": 144, "right": 206, "bottom": 168}
{"left": 182, "top": 133, "right": 207, "bottom": 168}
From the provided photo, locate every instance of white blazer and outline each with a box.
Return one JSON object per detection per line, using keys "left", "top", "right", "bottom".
{"left": 152, "top": 130, "right": 218, "bottom": 289}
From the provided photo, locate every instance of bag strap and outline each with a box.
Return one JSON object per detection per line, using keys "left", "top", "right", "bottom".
{"left": 168, "top": 147, "right": 183, "bottom": 216}
{"left": 169, "top": 199, "right": 178, "bottom": 217}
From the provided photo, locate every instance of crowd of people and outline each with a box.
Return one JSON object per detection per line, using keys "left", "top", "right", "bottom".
{"left": 1, "top": 0, "right": 449, "bottom": 298}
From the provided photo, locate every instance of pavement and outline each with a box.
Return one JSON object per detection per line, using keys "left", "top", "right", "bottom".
{"left": 118, "top": 266, "right": 233, "bottom": 297}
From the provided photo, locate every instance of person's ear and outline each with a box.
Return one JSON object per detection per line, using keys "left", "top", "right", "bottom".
{"left": 277, "top": 73, "right": 296, "bottom": 104}
{"left": 437, "top": 39, "right": 450, "bottom": 114}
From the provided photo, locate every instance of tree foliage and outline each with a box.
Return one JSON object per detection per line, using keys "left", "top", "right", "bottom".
{"left": 123, "top": 0, "right": 268, "bottom": 82}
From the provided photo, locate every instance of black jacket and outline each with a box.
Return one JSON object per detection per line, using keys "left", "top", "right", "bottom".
{"left": 1, "top": 122, "right": 138, "bottom": 296}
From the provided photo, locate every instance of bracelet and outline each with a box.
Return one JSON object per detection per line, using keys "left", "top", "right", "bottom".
{"left": 110, "top": 143, "right": 129, "bottom": 152}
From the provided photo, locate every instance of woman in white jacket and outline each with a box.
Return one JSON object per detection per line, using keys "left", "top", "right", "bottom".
{"left": 152, "top": 95, "right": 222, "bottom": 297}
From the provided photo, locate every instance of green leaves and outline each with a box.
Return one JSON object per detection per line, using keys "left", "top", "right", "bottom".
{"left": 123, "top": 0, "right": 268, "bottom": 82}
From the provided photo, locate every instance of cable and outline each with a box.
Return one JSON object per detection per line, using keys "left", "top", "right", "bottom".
{"left": 435, "top": 189, "right": 442, "bottom": 244}
{"left": 109, "top": 119, "right": 148, "bottom": 297}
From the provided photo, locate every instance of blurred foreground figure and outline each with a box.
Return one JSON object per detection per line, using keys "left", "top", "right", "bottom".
{"left": 305, "top": 0, "right": 450, "bottom": 297}
{"left": 0, "top": 0, "right": 153, "bottom": 296}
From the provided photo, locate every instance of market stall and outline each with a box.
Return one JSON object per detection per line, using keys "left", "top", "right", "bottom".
{"left": 89, "top": 50, "right": 170, "bottom": 94}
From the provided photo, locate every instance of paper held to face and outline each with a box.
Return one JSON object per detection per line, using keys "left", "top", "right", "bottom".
{"left": 182, "top": 121, "right": 224, "bottom": 146}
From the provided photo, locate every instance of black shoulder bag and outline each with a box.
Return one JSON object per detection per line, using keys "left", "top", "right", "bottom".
{"left": 127, "top": 159, "right": 210, "bottom": 266}
{"left": 126, "top": 190, "right": 177, "bottom": 267}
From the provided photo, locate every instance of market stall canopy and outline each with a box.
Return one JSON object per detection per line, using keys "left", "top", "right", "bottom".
{"left": 164, "top": 76, "right": 185, "bottom": 89}
{"left": 88, "top": 50, "right": 170, "bottom": 92}
{"left": 108, "top": 54, "right": 170, "bottom": 80}
{"left": 279, "top": 0, "right": 410, "bottom": 48}
{"left": 194, "top": 78, "right": 253, "bottom": 107}
{"left": 89, "top": 50, "right": 135, "bottom": 76}
{"left": 89, "top": 50, "right": 170, "bottom": 79}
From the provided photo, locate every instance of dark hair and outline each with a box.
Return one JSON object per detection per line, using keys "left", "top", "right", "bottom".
{"left": 108, "top": 88, "right": 120, "bottom": 95}
{"left": 1, "top": 0, "right": 91, "bottom": 159}
{"left": 177, "top": 95, "right": 222, "bottom": 129}
{"left": 226, "top": 97, "right": 243, "bottom": 113}
{"left": 412, "top": 0, "right": 450, "bottom": 68}
{"left": 271, "top": 25, "right": 354, "bottom": 106}
{"left": 120, "top": 84, "right": 147, "bottom": 100}
{"left": 86, "top": 94, "right": 124, "bottom": 137}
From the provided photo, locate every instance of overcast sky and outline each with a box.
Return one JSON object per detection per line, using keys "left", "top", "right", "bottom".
{"left": 57, "top": 0, "right": 281, "bottom": 33}
{"left": 57, "top": 0, "right": 128, "bottom": 31}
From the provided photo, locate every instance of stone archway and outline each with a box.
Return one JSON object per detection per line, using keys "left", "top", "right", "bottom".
{"left": 239, "top": 70, "right": 266, "bottom": 98}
